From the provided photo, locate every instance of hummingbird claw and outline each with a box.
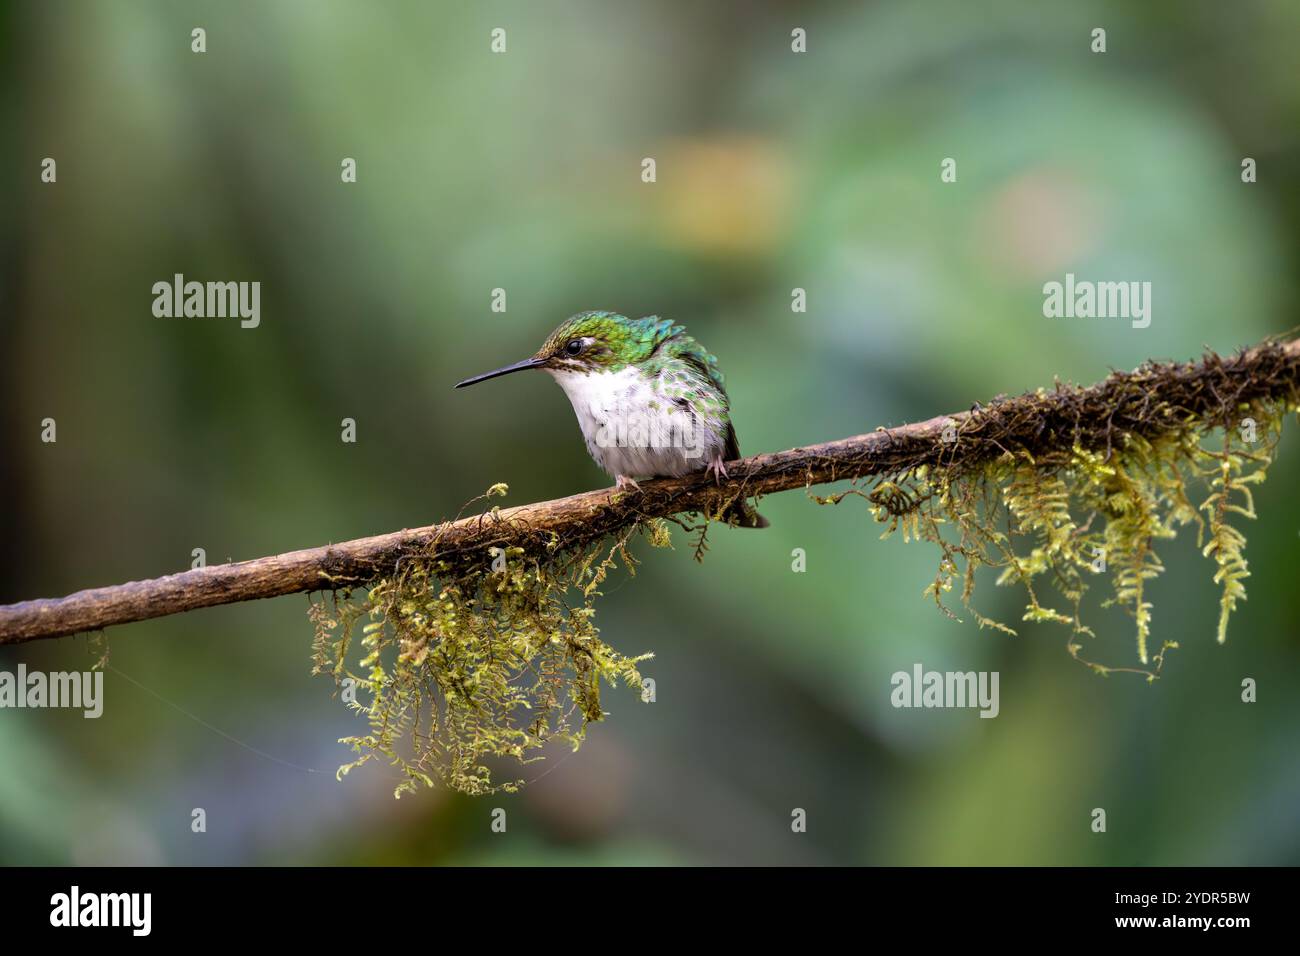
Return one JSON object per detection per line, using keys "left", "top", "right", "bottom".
{"left": 706, "top": 456, "right": 728, "bottom": 485}
{"left": 614, "top": 474, "right": 642, "bottom": 495}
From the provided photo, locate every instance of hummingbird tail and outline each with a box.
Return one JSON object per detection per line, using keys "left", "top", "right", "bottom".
{"left": 722, "top": 500, "right": 770, "bottom": 529}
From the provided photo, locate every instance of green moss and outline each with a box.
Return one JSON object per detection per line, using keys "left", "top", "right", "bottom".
{"left": 309, "top": 489, "right": 661, "bottom": 797}
{"left": 823, "top": 398, "right": 1292, "bottom": 680}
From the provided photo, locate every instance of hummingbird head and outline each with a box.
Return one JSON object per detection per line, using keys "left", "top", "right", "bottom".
{"left": 455, "top": 311, "right": 654, "bottom": 388}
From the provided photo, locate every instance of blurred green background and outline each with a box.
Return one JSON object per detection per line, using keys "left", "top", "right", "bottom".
{"left": 3, "top": 0, "right": 1298, "bottom": 865}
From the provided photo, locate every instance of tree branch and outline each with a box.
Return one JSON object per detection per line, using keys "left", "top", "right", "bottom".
{"left": 2, "top": 336, "right": 1298, "bottom": 646}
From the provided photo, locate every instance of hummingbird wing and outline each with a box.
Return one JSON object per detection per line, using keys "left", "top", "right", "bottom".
{"left": 638, "top": 318, "right": 765, "bottom": 527}
{"left": 669, "top": 336, "right": 728, "bottom": 401}
{"left": 634, "top": 317, "right": 729, "bottom": 399}
{"left": 638, "top": 316, "right": 739, "bottom": 453}
{"left": 722, "top": 420, "right": 741, "bottom": 461}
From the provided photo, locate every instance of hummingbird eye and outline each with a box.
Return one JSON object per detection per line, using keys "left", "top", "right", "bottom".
{"left": 564, "top": 339, "right": 583, "bottom": 356}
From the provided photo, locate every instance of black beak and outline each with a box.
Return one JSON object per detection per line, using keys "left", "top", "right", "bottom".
{"left": 454, "top": 357, "right": 546, "bottom": 389}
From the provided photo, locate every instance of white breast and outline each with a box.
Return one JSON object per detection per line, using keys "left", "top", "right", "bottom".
{"left": 548, "top": 366, "right": 724, "bottom": 479}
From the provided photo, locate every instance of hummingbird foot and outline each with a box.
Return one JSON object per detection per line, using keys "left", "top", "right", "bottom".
{"left": 614, "top": 474, "right": 642, "bottom": 495}
{"left": 706, "top": 455, "right": 729, "bottom": 485}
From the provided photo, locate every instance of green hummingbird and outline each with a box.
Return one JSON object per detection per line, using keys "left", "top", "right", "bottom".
{"left": 455, "top": 310, "right": 768, "bottom": 527}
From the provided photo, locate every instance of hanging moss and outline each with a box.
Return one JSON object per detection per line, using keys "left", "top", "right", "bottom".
{"left": 816, "top": 393, "right": 1291, "bottom": 680}
{"left": 309, "top": 485, "right": 661, "bottom": 797}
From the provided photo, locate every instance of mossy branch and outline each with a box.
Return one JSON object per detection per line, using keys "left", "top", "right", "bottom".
{"left": 2, "top": 335, "right": 1298, "bottom": 649}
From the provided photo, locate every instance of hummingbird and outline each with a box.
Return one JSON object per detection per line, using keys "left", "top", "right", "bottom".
{"left": 455, "top": 310, "right": 768, "bottom": 527}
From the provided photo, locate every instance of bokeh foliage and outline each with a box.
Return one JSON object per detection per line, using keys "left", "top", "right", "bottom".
{"left": 3, "top": 0, "right": 1300, "bottom": 864}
